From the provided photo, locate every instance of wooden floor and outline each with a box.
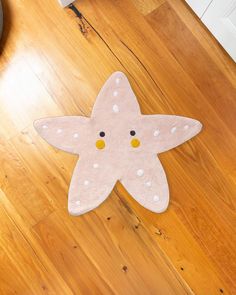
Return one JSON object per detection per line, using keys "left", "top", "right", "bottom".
{"left": 0, "top": 0, "right": 235, "bottom": 294}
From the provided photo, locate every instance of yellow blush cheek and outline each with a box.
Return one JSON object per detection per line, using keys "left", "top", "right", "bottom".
{"left": 131, "top": 138, "right": 140, "bottom": 148}
{"left": 96, "top": 139, "right": 105, "bottom": 149}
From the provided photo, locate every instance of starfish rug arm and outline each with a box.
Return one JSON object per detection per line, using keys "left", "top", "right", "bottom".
{"left": 34, "top": 116, "right": 89, "bottom": 154}
{"left": 120, "top": 154, "right": 169, "bottom": 213}
{"left": 68, "top": 156, "right": 118, "bottom": 216}
{"left": 91, "top": 71, "right": 141, "bottom": 119}
{"left": 140, "top": 115, "right": 202, "bottom": 154}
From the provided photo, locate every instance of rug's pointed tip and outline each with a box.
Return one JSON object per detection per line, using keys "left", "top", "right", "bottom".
{"left": 199, "top": 121, "right": 203, "bottom": 131}
{"left": 154, "top": 199, "right": 169, "bottom": 214}
{"left": 155, "top": 204, "right": 169, "bottom": 214}
{"left": 139, "top": 192, "right": 170, "bottom": 214}
{"left": 33, "top": 118, "right": 43, "bottom": 132}
{"left": 195, "top": 119, "right": 203, "bottom": 135}
{"left": 68, "top": 205, "right": 82, "bottom": 216}
{"left": 68, "top": 201, "right": 98, "bottom": 217}
{"left": 33, "top": 117, "right": 52, "bottom": 135}
{"left": 109, "top": 71, "right": 127, "bottom": 79}
{"left": 151, "top": 190, "right": 170, "bottom": 214}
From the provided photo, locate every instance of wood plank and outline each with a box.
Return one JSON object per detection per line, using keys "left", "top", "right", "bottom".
{"left": 146, "top": 3, "right": 236, "bottom": 287}
{"left": 147, "top": 2, "right": 236, "bottom": 148}
{"left": 116, "top": 182, "right": 231, "bottom": 295}
{"left": 32, "top": 205, "right": 189, "bottom": 295}
{"left": 0, "top": 190, "right": 73, "bottom": 295}
{"left": 33, "top": 213, "right": 115, "bottom": 294}
{"left": 169, "top": 0, "right": 236, "bottom": 86}
{"left": 10, "top": 127, "right": 74, "bottom": 212}
{"left": 131, "top": 0, "right": 166, "bottom": 15}
{"left": 0, "top": 248, "right": 31, "bottom": 295}
{"left": 0, "top": 138, "right": 53, "bottom": 227}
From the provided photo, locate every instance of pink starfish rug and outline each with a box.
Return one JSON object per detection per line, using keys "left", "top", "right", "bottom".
{"left": 34, "top": 72, "right": 202, "bottom": 216}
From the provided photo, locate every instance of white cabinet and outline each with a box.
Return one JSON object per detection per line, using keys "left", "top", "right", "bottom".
{"left": 185, "top": 0, "right": 212, "bottom": 17}
{"left": 186, "top": 0, "right": 236, "bottom": 62}
{"left": 202, "top": 0, "right": 236, "bottom": 61}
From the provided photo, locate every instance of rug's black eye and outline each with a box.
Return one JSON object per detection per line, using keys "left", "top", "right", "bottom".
{"left": 130, "top": 130, "right": 136, "bottom": 136}
{"left": 99, "top": 131, "right": 105, "bottom": 137}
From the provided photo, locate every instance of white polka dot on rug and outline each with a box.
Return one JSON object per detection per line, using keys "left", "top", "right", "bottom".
{"left": 93, "top": 163, "right": 99, "bottom": 168}
{"left": 184, "top": 125, "right": 189, "bottom": 130}
{"left": 153, "top": 195, "right": 160, "bottom": 202}
{"left": 153, "top": 129, "right": 160, "bottom": 137}
{"left": 57, "top": 128, "right": 62, "bottom": 134}
{"left": 73, "top": 133, "right": 79, "bottom": 138}
{"left": 42, "top": 125, "right": 48, "bottom": 129}
{"left": 84, "top": 180, "right": 89, "bottom": 186}
{"left": 115, "top": 78, "right": 120, "bottom": 84}
{"left": 112, "top": 104, "right": 119, "bottom": 113}
{"left": 146, "top": 181, "right": 152, "bottom": 187}
{"left": 113, "top": 91, "right": 118, "bottom": 97}
{"left": 137, "top": 169, "right": 144, "bottom": 177}
{"left": 75, "top": 200, "right": 80, "bottom": 205}
{"left": 171, "top": 126, "right": 177, "bottom": 134}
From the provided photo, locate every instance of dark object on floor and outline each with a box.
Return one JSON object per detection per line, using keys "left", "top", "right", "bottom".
{"left": 0, "top": 0, "right": 3, "bottom": 38}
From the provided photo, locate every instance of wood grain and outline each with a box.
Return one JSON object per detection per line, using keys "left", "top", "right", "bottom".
{"left": 131, "top": 0, "right": 166, "bottom": 15}
{"left": 0, "top": 0, "right": 235, "bottom": 294}
{"left": 0, "top": 190, "right": 73, "bottom": 295}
